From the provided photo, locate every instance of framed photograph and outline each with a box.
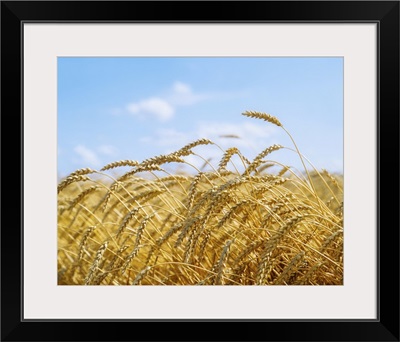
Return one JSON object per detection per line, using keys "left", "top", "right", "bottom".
{"left": 2, "top": 1, "right": 399, "bottom": 341}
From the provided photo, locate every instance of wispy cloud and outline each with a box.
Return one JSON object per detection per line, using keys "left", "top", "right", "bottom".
{"left": 98, "top": 145, "right": 119, "bottom": 157}
{"left": 127, "top": 97, "right": 175, "bottom": 122}
{"left": 125, "top": 81, "right": 210, "bottom": 122}
{"left": 74, "top": 145, "right": 101, "bottom": 167}
{"left": 168, "top": 81, "right": 210, "bottom": 106}
{"left": 139, "top": 120, "right": 278, "bottom": 171}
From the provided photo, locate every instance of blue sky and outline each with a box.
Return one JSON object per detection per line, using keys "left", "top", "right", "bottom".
{"left": 58, "top": 57, "right": 343, "bottom": 178}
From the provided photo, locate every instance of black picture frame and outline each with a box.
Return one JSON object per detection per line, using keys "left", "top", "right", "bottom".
{"left": 1, "top": 1, "right": 399, "bottom": 341}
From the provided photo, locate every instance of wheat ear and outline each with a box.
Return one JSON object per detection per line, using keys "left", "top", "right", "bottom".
{"left": 213, "top": 239, "right": 234, "bottom": 285}
{"left": 68, "top": 186, "right": 98, "bottom": 210}
{"left": 58, "top": 175, "right": 90, "bottom": 194}
{"left": 77, "top": 226, "right": 96, "bottom": 261}
{"left": 242, "top": 110, "right": 282, "bottom": 127}
{"left": 273, "top": 252, "right": 305, "bottom": 285}
{"left": 257, "top": 215, "right": 304, "bottom": 285}
{"left": 85, "top": 240, "right": 109, "bottom": 285}
{"left": 100, "top": 160, "right": 139, "bottom": 171}
{"left": 121, "top": 215, "right": 152, "bottom": 275}
{"left": 132, "top": 266, "right": 151, "bottom": 285}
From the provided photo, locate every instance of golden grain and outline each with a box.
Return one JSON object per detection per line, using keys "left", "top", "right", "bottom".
{"left": 77, "top": 226, "right": 96, "bottom": 261}
{"left": 244, "top": 144, "right": 283, "bottom": 175}
{"left": 100, "top": 160, "right": 139, "bottom": 171}
{"left": 242, "top": 110, "right": 282, "bottom": 127}
{"left": 58, "top": 175, "right": 90, "bottom": 194}
{"left": 68, "top": 186, "right": 98, "bottom": 210}
{"left": 85, "top": 240, "right": 108, "bottom": 285}
{"left": 213, "top": 239, "right": 234, "bottom": 285}
{"left": 58, "top": 112, "right": 343, "bottom": 286}
{"left": 132, "top": 266, "right": 151, "bottom": 285}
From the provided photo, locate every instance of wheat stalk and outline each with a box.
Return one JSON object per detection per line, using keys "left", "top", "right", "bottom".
{"left": 121, "top": 215, "right": 152, "bottom": 275}
{"left": 257, "top": 215, "right": 305, "bottom": 285}
{"left": 132, "top": 266, "right": 151, "bottom": 285}
{"left": 77, "top": 226, "right": 96, "bottom": 261}
{"left": 58, "top": 175, "right": 90, "bottom": 194}
{"left": 242, "top": 110, "right": 282, "bottom": 127}
{"left": 68, "top": 186, "right": 98, "bottom": 210}
{"left": 244, "top": 144, "right": 283, "bottom": 175}
{"left": 273, "top": 252, "right": 305, "bottom": 285}
{"left": 100, "top": 160, "right": 139, "bottom": 171}
{"left": 213, "top": 239, "right": 234, "bottom": 285}
{"left": 85, "top": 240, "right": 109, "bottom": 285}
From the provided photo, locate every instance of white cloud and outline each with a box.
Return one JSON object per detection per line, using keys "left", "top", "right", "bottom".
{"left": 127, "top": 97, "right": 174, "bottom": 122}
{"left": 98, "top": 145, "right": 119, "bottom": 157}
{"left": 169, "top": 81, "right": 209, "bottom": 106}
{"left": 122, "top": 81, "right": 211, "bottom": 122}
{"left": 173, "top": 81, "right": 191, "bottom": 94}
{"left": 74, "top": 145, "right": 101, "bottom": 167}
{"left": 114, "top": 81, "right": 249, "bottom": 124}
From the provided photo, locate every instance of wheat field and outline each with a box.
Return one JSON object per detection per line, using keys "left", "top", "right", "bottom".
{"left": 57, "top": 111, "right": 343, "bottom": 285}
